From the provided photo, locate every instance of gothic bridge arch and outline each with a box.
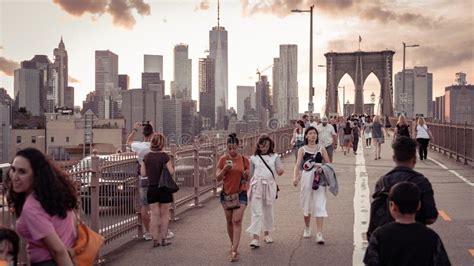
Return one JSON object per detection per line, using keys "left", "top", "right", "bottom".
{"left": 324, "top": 50, "right": 395, "bottom": 116}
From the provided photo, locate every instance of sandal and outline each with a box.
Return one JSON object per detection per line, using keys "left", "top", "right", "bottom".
{"left": 229, "top": 251, "right": 239, "bottom": 262}
{"left": 161, "top": 238, "right": 172, "bottom": 246}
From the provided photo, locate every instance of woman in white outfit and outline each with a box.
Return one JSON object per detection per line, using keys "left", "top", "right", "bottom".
{"left": 292, "top": 126, "right": 331, "bottom": 244}
{"left": 247, "top": 135, "right": 284, "bottom": 248}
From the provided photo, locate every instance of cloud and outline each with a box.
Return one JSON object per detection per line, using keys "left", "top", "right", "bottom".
{"left": 52, "top": 0, "right": 151, "bottom": 29}
{"left": 69, "top": 75, "right": 80, "bottom": 83}
{"left": 0, "top": 57, "right": 20, "bottom": 76}
{"left": 240, "top": 0, "right": 438, "bottom": 29}
{"left": 413, "top": 42, "right": 474, "bottom": 71}
{"left": 194, "top": 0, "right": 210, "bottom": 12}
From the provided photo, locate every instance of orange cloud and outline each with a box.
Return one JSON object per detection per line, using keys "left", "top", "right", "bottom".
{"left": 0, "top": 57, "right": 20, "bottom": 76}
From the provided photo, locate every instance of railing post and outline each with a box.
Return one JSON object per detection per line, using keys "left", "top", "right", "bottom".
{"left": 464, "top": 121, "right": 468, "bottom": 165}
{"left": 212, "top": 143, "right": 218, "bottom": 196}
{"left": 90, "top": 151, "right": 100, "bottom": 232}
{"left": 193, "top": 139, "right": 202, "bottom": 207}
{"left": 169, "top": 143, "right": 178, "bottom": 221}
{"left": 456, "top": 124, "right": 460, "bottom": 162}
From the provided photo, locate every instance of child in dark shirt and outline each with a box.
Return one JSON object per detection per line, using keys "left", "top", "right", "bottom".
{"left": 364, "top": 182, "right": 450, "bottom": 266}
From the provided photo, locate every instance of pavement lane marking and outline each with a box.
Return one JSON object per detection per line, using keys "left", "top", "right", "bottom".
{"left": 428, "top": 157, "right": 474, "bottom": 187}
{"left": 438, "top": 210, "right": 452, "bottom": 222}
{"left": 469, "top": 249, "right": 474, "bottom": 257}
{"left": 352, "top": 141, "right": 370, "bottom": 266}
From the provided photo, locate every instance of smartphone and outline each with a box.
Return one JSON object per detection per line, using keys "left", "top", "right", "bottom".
{"left": 142, "top": 121, "right": 150, "bottom": 126}
{"left": 226, "top": 160, "right": 233, "bottom": 168}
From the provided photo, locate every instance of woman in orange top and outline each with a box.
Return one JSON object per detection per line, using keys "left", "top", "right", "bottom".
{"left": 216, "top": 133, "right": 250, "bottom": 262}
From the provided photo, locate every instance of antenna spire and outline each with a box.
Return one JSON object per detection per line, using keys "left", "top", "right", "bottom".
{"left": 217, "top": 0, "right": 220, "bottom": 28}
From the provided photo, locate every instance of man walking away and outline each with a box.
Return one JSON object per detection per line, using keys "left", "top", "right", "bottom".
{"left": 367, "top": 136, "right": 438, "bottom": 239}
{"left": 364, "top": 182, "right": 450, "bottom": 266}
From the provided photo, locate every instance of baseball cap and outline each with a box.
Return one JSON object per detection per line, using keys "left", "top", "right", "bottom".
{"left": 321, "top": 116, "right": 328, "bottom": 122}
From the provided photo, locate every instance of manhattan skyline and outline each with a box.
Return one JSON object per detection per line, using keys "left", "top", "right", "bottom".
{"left": 0, "top": 0, "right": 472, "bottom": 113}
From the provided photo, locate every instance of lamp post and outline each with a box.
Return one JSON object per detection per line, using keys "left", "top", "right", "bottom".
{"left": 292, "top": 5, "right": 314, "bottom": 113}
{"left": 402, "top": 42, "right": 420, "bottom": 116}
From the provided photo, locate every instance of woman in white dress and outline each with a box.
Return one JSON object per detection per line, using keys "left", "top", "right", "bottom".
{"left": 292, "top": 126, "right": 331, "bottom": 244}
{"left": 247, "top": 135, "right": 284, "bottom": 248}
{"left": 364, "top": 116, "right": 373, "bottom": 148}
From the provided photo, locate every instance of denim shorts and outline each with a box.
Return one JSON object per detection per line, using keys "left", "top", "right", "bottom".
{"left": 139, "top": 186, "right": 149, "bottom": 206}
{"left": 220, "top": 191, "right": 248, "bottom": 206}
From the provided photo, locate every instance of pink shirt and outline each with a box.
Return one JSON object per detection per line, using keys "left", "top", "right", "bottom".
{"left": 16, "top": 194, "right": 75, "bottom": 263}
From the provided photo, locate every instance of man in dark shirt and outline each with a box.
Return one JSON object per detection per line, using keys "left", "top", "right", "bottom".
{"left": 364, "top": 182, "right": 450, "bottom": 266}
{"left": 368, "top": 136, "right": 438, "bottom": 238}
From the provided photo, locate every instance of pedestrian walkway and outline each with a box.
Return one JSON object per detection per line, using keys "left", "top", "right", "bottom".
{"left": 103, "top": 139, "right": 474, "bottom": 265}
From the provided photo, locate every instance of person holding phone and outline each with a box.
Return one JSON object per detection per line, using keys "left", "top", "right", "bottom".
{"left": 216, "top": 133, "right": 250, "bottom": 262}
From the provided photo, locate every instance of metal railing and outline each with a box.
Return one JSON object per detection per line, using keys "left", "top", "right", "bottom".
{"left": 0, "top": 126, "right": 294, "bottom": 263}
{"left": 426, "top": 121, "right": 473, "bottom": 165}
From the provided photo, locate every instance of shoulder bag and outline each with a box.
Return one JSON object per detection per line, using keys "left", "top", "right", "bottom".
{"left": 69, "top": 211, "right": 105, "bottom": 266}
{"left": 257, "top": 154, "right": 280, "bottom": 199}
{"left": 158, "top": 160, "right": 179, "bottom": 193}
{"left": 221, "top": 156, "right": 244, "bottom": 210}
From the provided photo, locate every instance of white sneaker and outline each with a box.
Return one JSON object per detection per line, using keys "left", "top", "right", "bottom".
{"left": 264, "top": 235, "right": 273, "bottom": 243}
{"left": 166, "top": 230, "right": 174, "bottom": 239}
{"left": 316, "top": 232, "right": 325, "bottom": 245}
{"left": 303, "top": 227, "right": 311, "bottom": 238}
{"left": 250, "top": 239, "right": 260, "bottom": 248}
{"left": 143, "top": 232, "right": 152, "bottom": 241}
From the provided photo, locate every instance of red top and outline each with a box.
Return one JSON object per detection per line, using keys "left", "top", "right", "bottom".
{"left": 218, "top": 154, "right": 250, "bottom": 194}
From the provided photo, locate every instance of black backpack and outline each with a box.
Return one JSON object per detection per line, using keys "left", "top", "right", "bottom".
{"left": 367, "top": 171, "right": 420, "bottom": 239}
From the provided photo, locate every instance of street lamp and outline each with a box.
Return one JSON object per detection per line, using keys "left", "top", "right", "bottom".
{"left": 370, "top": 92, "right": 376, "bottom": 103}
{"left": 292, "top": 5, "right": 314, "bottom": 113}
{"left": 402, "top": 42, "right": 420, "bottom": 116}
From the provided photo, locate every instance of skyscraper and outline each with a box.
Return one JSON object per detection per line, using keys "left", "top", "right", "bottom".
{"left": 118, "top": 74, "right": 130, "bottom": 91}
{"left": 122, "top": 88, "right": 163, "bottom": 134}
{"left": 95, "top": 50, "right": 119, "bottom": 98}
{"left": 236, "top": 86, "right": 255, "bottom": 121}
{"left": 272, "top": 58, "right": 280, "bottom": 121}
{"left": 14, "top": 68, "right": 41, "bottom": 116}
{"left": 276, "top": 45, "right": 298, "bottom": 125}
{"left": 172, "top": 44, "right": 192, "bottom": 100}
{"left": 53, "top": 37, "right": 68, "bottom": 107}
{"left": 256, "top": 75, "right": 271, "bottom": 128}
{"left": 163, "top": 96, "right": 182, "bottom": 144}
{"left": 199, "top": 56, "right": 215, "bottom": 129}
{"left": 394, "top": 66, "right": 433, "bottom": 118}
{"left": 209, "top": 2, "right": 228, "bottom": 129}
{"left": 144, "top": 54, "right": 163, "bottom": 77}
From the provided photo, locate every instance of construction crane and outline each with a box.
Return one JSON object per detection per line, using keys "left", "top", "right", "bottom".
{"left": 256, "top": 64, "right": 273, "bottom": 80}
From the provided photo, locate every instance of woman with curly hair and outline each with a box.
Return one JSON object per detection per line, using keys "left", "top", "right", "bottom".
{"left": 7, "top": 148, "right": 77, "bottom": 266}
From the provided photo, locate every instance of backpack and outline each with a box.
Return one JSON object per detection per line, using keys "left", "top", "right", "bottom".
{"left": 367, "top": 171, "right": 420, "bottom": 239}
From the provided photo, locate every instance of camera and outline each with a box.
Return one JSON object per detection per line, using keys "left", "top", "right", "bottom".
{"left": 141, "top": 121, "right": 150, "bottom": 126}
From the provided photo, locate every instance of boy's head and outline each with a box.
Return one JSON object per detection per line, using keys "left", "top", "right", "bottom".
{"left": 389, "top": 182, "right": 421, "bottom": 220}
{"left": 0, "top": 228, "right": 19, "bottom": 265}
{"left": 392, "top": 136, "right": 417, "bottom": 167}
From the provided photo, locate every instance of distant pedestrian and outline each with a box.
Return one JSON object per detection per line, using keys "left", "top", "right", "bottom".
{"left": 372, "top": 116, "right": 386, "bottom": 160}
{"left": 352, "top": 119, "right": 360, "bottom": 155}
{"left": 416, "top": 117, "right": 434, "bottom": 161}
{"left": 364, "top": 182, "right": 450, "bottom": 266}
{"left": 216, "top": 133, "right": 250, "bottom": 262}
{"left": 0, "top": 228, "right": 20, "bottom": 266}
{"left": 342, "top": 121, "right": 353, "bottom": 155}
{"left": 7, "top": 148, "right": 76, "bottom": 265}
{"left": 141, "top": 133, "right": 175, "bottom": 247}
{"left": 247, "top": 135, "right": 284, "bottom": 248}
{"left": 364, "top": 117, "right": 373, "bottom": 148}
{"left": 367, "top": 136, "right": 438, "bottom": 239}
{"left": 302, "top": 114, "right": 310, "bottom": 129}
{"left": 337, "top": 119, "right": 345, "bottom": 151}
{"left": 393, "top": 114, "right": 410, "bottom": 140}
{"left": 291, "top": 120, "right": 305, "bottom": 161}
{"left": 292, "top": 127, "right": 332, "bottom": 244}
{"left": 384, "top": 115, "right": 392, "bottom": 137}
{"left": 316, "top": 117, "right": 338, "bottom": 163}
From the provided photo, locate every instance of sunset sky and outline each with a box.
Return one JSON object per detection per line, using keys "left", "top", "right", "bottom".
{"left": 0, "top": 0, "right": 472, "bottom": 114}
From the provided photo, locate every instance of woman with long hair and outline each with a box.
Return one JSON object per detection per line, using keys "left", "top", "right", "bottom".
{"left": 292, "top": 127, "right": 331, "bottom": 244}
{"left": 393, "top": 114, "right": 410, "bottom": 141}
{"left": 7, "top": 148, "right": 77, "bottom": 265}
{"left": 247, "top": 135, "right": 284, "bottom": 248}
{"left": 141, "top": 133, "right": 175, "bottom": 247}
{"left": 216, "top": 133, "right": 250, "bottom": 262}
{"left": 342, "top": 121, "right": 353, "bottom": 155}
{"left": 363, "top": 116, "right": 373, "bottom": 148}
{"left": 372, "top": 115, "right": 386, "bottom": 160}
{"left": 415, "top": 117, "right": 434, "bottom": 160}
{"left": 291, "top": 120, "right": 305, "bottom": 161}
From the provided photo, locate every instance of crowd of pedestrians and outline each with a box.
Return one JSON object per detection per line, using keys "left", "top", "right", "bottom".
{"left": 1, "top": 113, "right": 447, "bottom": 265}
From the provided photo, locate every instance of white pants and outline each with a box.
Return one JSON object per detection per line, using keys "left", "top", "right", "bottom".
{"left": 246, "top": 196, "right": 274, "bottom": 236}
